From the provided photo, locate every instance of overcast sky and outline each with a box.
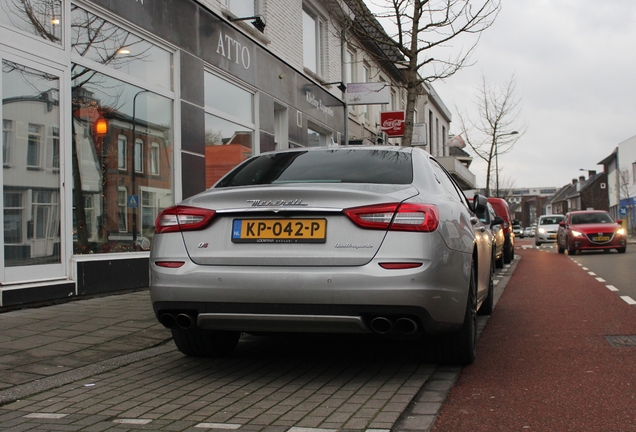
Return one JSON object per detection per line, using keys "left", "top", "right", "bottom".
{"left": 431, "top": 0, "right": 636, "bottom": 190}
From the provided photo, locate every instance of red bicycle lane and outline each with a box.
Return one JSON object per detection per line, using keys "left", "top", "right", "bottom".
{"left": 431, "top": 246, "right": 636, "bottom": 431}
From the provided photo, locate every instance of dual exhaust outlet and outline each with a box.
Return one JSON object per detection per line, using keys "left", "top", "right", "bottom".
{"left": 159, "top": 312, "right": 419, "bottom": 336}
{"left": 159, "top": 312, "right": 195, "bottom": 330}
{"left": 369, "top": 316, "right": 419, "bottom": 336}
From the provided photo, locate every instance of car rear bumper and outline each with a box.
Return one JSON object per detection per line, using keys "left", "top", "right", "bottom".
{"left": 150, "top": 256, "right": 471, "bottom": 336}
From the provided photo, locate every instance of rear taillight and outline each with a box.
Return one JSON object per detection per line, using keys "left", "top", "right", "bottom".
{"left": 155, "top": 206, "right": 216, "bottom": 234}
{"left": 344, "top": 203, "right": 439, "bottom": 232}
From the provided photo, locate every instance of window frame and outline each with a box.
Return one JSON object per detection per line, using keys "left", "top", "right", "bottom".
{"left": 302, "top": 5, "right": 325, "bottom": 76}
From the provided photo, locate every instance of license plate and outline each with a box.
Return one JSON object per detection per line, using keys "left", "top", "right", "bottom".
{"left": 232, "top": 219, "right": 327, "bottom": 243}
{"left": 548, "top": 234, "right": 556, "bottom": 239}
{"left": 593, "top": 236, "right": 610, "bottom": 242}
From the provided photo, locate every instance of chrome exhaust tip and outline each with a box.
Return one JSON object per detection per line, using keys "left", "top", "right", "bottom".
{"left": 394, "top": 317, "right": 418, "bottom": 335}
{"left": 370, "top": 317, "right": 393, "bottom": 334}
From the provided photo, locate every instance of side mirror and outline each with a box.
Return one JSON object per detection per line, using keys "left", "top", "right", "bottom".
{"left": 473, "top": 194, "right": 488, "bottom": 213}
{"left": 616, "top": 219, "right": 623, "bottom": 225}
{"left": 559, "top": 221, "right": 566, "bottom": 227}
{"left": 491, "top": 216, "right": 504, "bottom": 227}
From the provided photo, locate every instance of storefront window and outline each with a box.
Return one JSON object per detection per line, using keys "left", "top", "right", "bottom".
{"left": 0, "top": 0, "right": 62, "bottom": 44}
{"left": 2, "top": 60, "right": 61, "bottom": 267}
{"left": 71, "top": 67, "right": 173, "bottom": 254}
{"left": 204, "top": 72, "right": 254, "bottom": 187}
{"left": 71, "top": 5, "right": 172, "bottom": 91}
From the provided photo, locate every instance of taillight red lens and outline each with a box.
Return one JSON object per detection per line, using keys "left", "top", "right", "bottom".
{"left": 155, "top": 206, "right": 216, "bottom": 234}
{"left": 154, "top": 261, "right": 185, "bottom": 268}
{"left": 344, "top": 203, "right": 439, "bottom": 232}
{"left": 379, "top": 262, "right": 423, "bottom": 269}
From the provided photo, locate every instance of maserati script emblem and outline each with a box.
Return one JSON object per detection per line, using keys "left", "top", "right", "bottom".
{"left": 247, "top": 199, "right": 307, "bottom": 207}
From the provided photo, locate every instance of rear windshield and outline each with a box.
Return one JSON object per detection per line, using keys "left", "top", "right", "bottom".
{"left": 571, "top": 213, "right": 614, "bottom": 224}
{"left": 539, "top": 216, "right": 564, "bottom": 225}
{"left": 215, "top": 149, "right": 413, "bottom": 188}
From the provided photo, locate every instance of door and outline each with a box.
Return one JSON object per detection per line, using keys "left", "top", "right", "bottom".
{"left": 1, "top": 56, "right": 65, "bottom": 282}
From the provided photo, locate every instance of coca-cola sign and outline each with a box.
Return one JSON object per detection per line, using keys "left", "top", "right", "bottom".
{"left": 380, "top": 111, "right": 405, "bottom": 137}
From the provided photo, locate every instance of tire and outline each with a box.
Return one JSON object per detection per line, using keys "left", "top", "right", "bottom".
{"left": 427, "top": 258, "right": 477, "bottom": 366}
{"left": 535, "top": 240, "right": 541, "bottom": 246}
{"left": 495, "top": 253, "right": 504, "bottom": 269}
{"left": 503, "top": 242, "right": 512, "bottom": 264}
{"left": 171, "top": 328, "right": 241, "bottom": 357}
{"left": 557, "top": 246, "right": 565, "bottom": 254}
{"left": 479, "top": 259, "right": 495, "bottom": 316}
{"left": 618, "top": 247, "right": 626, "bottom": 254}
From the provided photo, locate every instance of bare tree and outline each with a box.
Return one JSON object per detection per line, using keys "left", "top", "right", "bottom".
{"left": 333, "top": 0, "right": 501, "bottom": 146}
{"left": 455, "top": 73, "right": 525, "bottom": 197}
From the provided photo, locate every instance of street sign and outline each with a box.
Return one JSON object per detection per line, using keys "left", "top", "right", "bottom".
{"left": 619, "top": 207, "right": 627, "bottom": 216}
{"left": 380, "top": 111, "right": 405, "bottom": 137}
{"left": 345, "top": 82, "right": 390, "bottom": 105}
{"left": 127, "top": 195, "right": 139, "bottom": 208}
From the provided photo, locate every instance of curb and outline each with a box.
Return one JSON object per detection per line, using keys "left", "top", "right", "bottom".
{"left": 393, "top": 254, "right": 521, "bottom": 431}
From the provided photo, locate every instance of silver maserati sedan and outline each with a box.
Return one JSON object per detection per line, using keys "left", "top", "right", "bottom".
{"left": 150, "top": 146, "right": 495, "bottom": 365}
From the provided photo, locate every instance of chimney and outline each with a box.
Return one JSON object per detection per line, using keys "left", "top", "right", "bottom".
{"left": 579, "top": 176, "right": 585, "bottom": 182}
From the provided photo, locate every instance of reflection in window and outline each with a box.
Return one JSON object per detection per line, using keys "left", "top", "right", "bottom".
{"left": 71, "top": 5, "right": 172, "bottom": 90}
{"left": 307, "top": 128, "right": 325, "bottom": 147}
{"left": 118, "top": 136, "right": 127, "bottom": 170}
{"left": 150, "top": 143, "right": 160, "bottom": 175}
{"left": 27, "top": 124, "right": 43, "bottom": 167}
{"left": 2, "top": 60, "right": 61, "bottom": 267}
{"left": 134, "top": 140, "right": 143, "bottom": 173}
{"left": 205, "top": 115, "right": 253, "bottom": 188}
{"left": 50, "top": 126, "right": 60, "bottom": 168}
{"left": 3, "top": 119, "right": 12, "bottom": 165}
{"left": 204, "top": 74, "right": 253, "bottom": 122}
{"left": 0, "top": 0, "right": 62, "bottom": 44}
{"left": 117, "top": 188, "right": 127, "bottom": 232}
{"left": 71, "top": 66, "right": 173, "bottom": 254}
{"left": 204, "top": 73, "right": 254, "bottom": 188}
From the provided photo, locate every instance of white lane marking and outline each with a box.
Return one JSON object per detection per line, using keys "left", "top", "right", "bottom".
{"left": 289, "top": 428, "right": 338, "bottom": 432}
{"left": 582, "top": 267, "right": 589, "bottom": 271}
{"left": 588, "top": 271, "right": 596, "bottom": 276}
{"left": 607, "top": 285, "right": 619, "bottom": 291}
{"left": 195, "top": 424, "right": 242, "bottom": 429}
{"left": 596, "top": 277, "right": 606, "bottom": 283}
{"left": 621, "top": 296, "right": 636, "bottom": 305}
{"left": 113, "top": 419, "right": 152, "bottom": 425}
{"left": 24, "top": 413, "right": 67, "bottom": 419}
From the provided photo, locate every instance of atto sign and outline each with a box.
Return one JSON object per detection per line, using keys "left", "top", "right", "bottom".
{"left": 380, "top": 111, "right": 405, "bottom": 137}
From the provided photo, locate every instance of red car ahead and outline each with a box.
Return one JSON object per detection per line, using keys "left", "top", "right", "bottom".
{"left": 557, "top": 210, "right": 627, "bottom": 254}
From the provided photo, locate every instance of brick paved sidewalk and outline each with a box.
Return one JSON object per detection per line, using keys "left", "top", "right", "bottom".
{"left": 0, "top": 290, "right": 171, "bottom": 404}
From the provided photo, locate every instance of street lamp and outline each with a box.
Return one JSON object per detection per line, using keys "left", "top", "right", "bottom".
{"left": 495, "top": 131, "right": 519, "bottom": 197}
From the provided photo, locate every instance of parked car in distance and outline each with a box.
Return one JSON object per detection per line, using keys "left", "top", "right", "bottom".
{"left": 557, "top": 210, "right": 627, "bottom": 254}
{"left": 524, "top": 226, "right": 535, "bottom": 238}
{"left": 487, "top": 197, "right": 515, "bottom": 264}
{"left": 513, "top": 224, "right": 523, "bottom": 237}
{"left": 150, "top": 146, "right": 496, "bottom": 365}
{"left": 536, "top": 214, "right": 565, "bottom": 245}
{"left": 477, "top": 202, "right": 505, "bottom": 268}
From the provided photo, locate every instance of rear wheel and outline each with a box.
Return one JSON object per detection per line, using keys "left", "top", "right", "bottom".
{"left": 427, "top": 258, "right": 477, "bottom": 366}
{"left": 503, "top": 241, "right": 512, "bottom": 264}
{"left": 171, "top": 328, "right": 241, "bottom": 357}
{"left": 618, "top": 247, "right": 626, "bottom": 254}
